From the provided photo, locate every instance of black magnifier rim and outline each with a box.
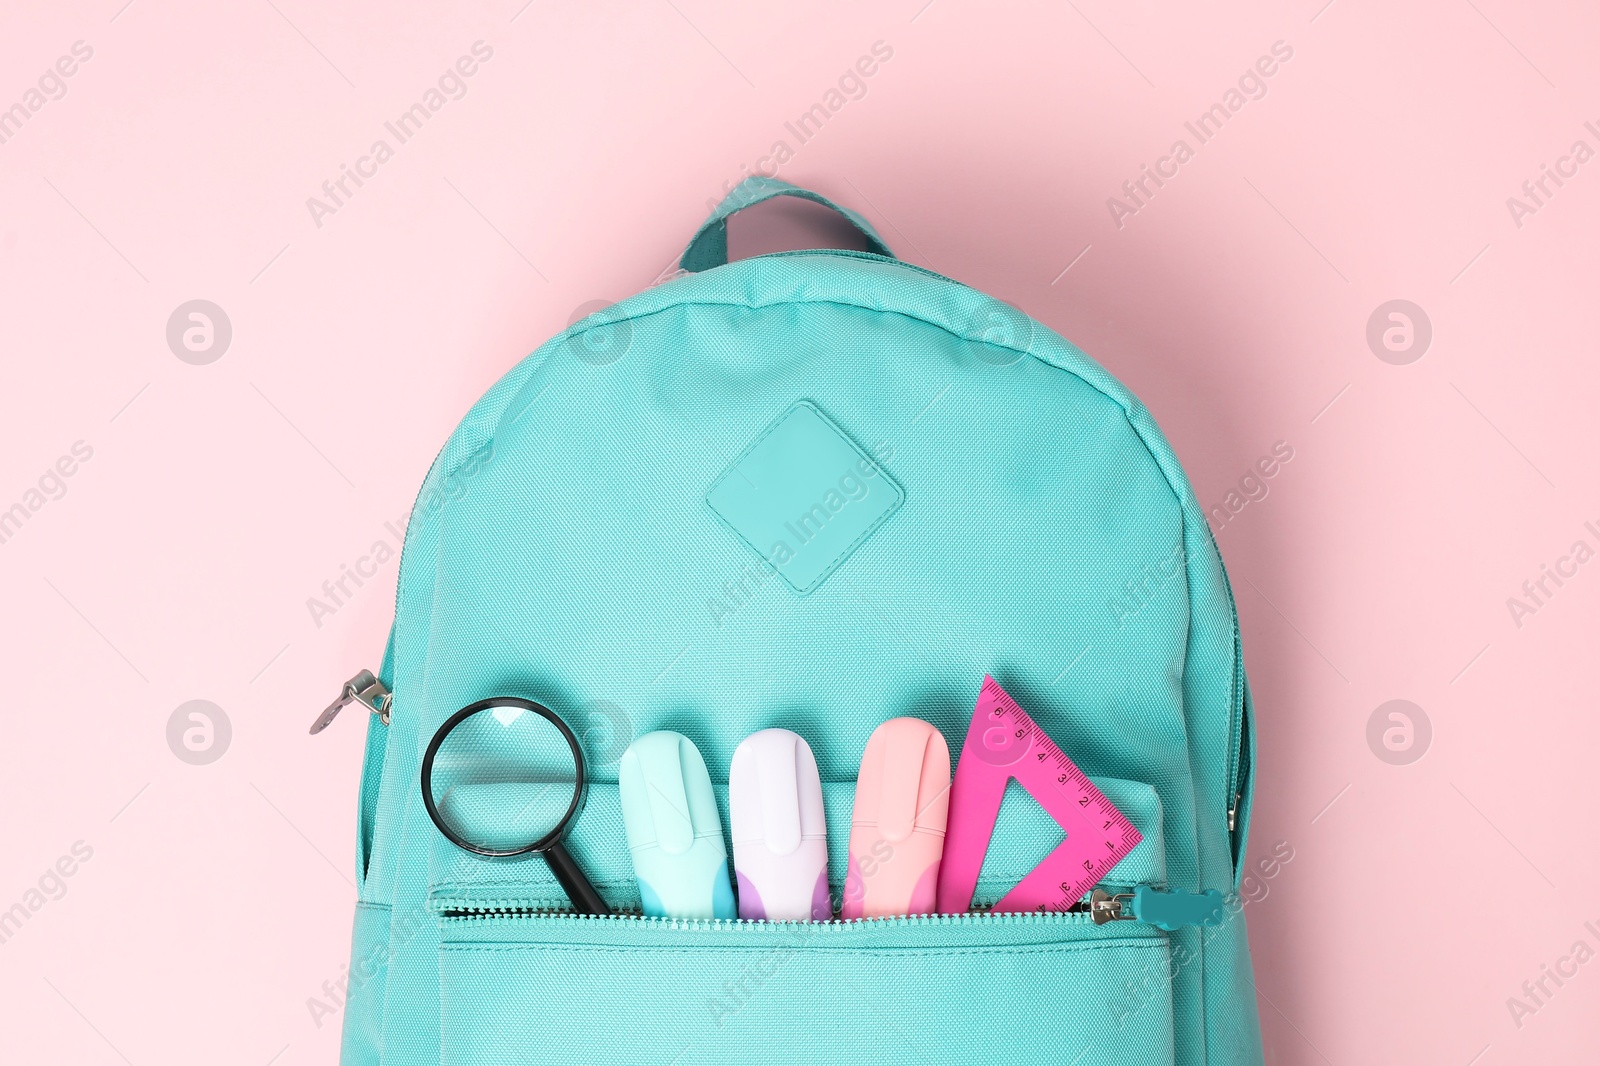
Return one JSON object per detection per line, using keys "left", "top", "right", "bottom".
{"left": 420, "top": 696, "right": 587, "bottom": 858}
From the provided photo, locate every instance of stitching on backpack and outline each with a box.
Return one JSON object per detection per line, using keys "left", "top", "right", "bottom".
{"left": 702, "top": 401, "right": 904, "bottom": 595}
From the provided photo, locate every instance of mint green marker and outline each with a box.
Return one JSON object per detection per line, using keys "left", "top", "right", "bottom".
{"left": 618, "top": 731, "right": 736, "bottom": 919}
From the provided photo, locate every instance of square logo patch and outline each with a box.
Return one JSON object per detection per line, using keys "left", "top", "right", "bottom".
{"left": 705, "top": 401, "right": 903, "bottom": 595}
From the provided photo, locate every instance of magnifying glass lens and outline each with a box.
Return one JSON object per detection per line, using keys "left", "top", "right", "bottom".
{"left": 427, "top": 704, "right": 582, "bottom": 854}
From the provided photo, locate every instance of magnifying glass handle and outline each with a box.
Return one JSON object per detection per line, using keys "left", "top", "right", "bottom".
{"left": 543, "top": 842, "right": 610, "bottom": 915}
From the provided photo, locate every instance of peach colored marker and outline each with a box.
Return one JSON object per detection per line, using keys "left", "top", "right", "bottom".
{"left": 840, "top": 718, "right": 951, "bottom": 919}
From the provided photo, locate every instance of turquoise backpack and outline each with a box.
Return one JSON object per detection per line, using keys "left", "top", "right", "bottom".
{"left": 326, "top": 177, "right": 1265, "bottom": 1065}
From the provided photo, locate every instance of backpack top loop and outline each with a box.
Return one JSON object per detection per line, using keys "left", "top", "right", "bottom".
{"left": 679, "top": 176, "right": 895, "bottom": 272}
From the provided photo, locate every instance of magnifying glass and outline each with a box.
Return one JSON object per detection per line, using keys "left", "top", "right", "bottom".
{"left": 420, "top": 696, "right": 610, "bottom": 914}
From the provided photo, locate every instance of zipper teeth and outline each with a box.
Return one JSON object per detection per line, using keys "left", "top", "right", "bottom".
{"left": 1223, "top": 604, "right": 1248, "bottom": 845}
{"left": 440, "top": 908, "right": 1101, "bottom": 929}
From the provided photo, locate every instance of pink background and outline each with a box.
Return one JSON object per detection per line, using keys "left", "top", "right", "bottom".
{"left": 3, "top": 1, "right": 1598, "bottom": 1062}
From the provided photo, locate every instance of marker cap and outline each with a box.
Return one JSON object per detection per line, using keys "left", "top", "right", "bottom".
{"left": 730, "top": 728, "right": 831, "bottom": 921}
{"left": 619, "top": 731, "right": 735, "bottom": 919}
{"left": 841, "top": 717, "right": 950, "bottom": 919}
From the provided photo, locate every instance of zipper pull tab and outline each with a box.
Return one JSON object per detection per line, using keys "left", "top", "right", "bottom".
{"left": 309, "top": 669, "right": 392, "bottom": 735}
{"left": 1129, "top": 886, "right": 1226, "bottom": 930}
{"left": 1090, "top": 887, "right": 1227, "bottom": 929}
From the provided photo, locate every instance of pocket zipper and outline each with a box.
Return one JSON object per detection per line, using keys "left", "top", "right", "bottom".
{"left": 440, "top": 906, "right": 1104, "bottom": 928}
{"left": 308, "top": 669, "right": 392, "bottom": 734}
{"left": 440, "top": 887, "right": 1225, "bottom": 930}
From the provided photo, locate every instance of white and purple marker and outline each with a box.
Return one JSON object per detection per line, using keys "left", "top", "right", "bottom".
{"left": 729, "top": 728, "right": 831, "bottom": 921}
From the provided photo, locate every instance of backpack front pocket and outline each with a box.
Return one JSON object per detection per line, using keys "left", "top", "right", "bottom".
{"left": 438, "top": 912, "right": 1173, "bottom": 1066}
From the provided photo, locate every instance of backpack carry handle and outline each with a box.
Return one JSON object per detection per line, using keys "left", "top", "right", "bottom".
{"left": 679, "top": 176, "right": 895, "bottom": 272}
